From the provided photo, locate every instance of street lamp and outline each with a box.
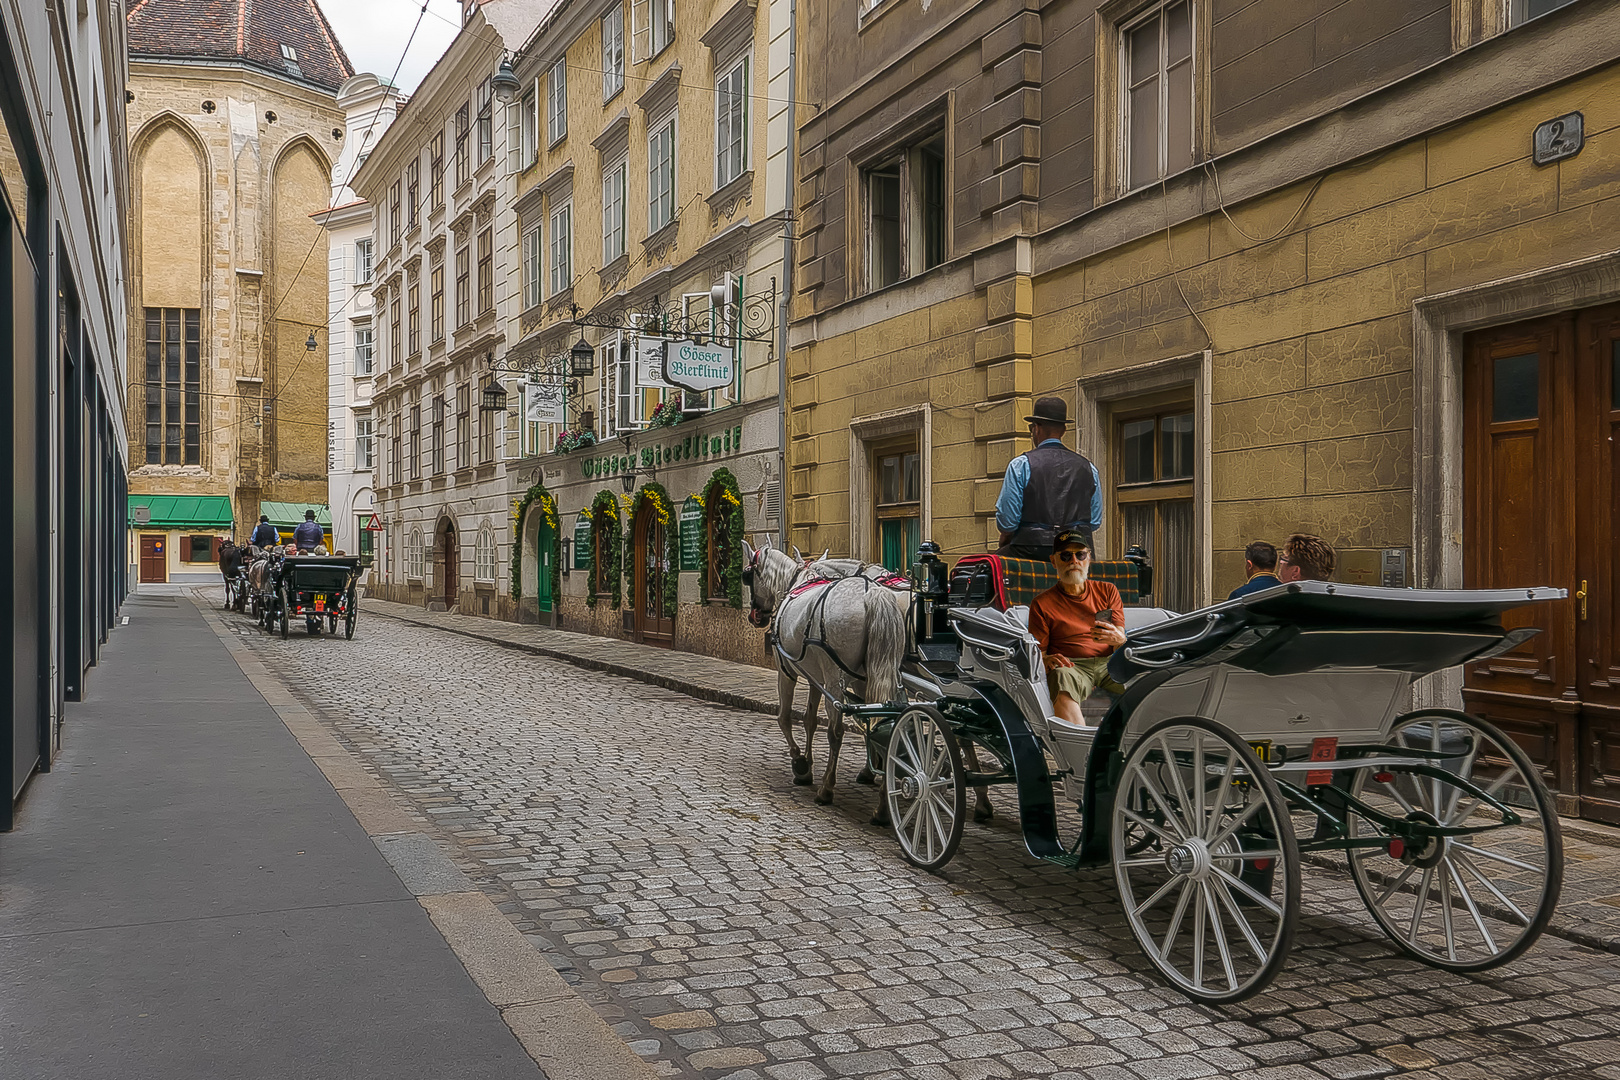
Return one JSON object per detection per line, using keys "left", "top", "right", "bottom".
{"left": 570, "top": 332, "right": 594, "bottom": 377}
{"left": 491, "top": 57, "right": 521, "bottom": 105}
{"left": 305, "top": 330, "right": 318, "bottom": 351}
{"left": 621, "top": 469, "right": 635, "bottom": 494}
{"left": 480, "top": 375, "right": 507, "bottom": 413}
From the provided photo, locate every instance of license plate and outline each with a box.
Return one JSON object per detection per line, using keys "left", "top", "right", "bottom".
{"left": 1306, "top": 736, "right": 1339, "bottom": 786}
{"left": 314, "top": 597, "right": 326, "bottom": 612}
{"left": 1248, "top": 740, "right": 1275, "bottom": 765}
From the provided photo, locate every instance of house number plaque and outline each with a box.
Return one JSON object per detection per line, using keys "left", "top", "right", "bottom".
{"left": 1532, "top": 111, "right": 1583, "bottom": 166}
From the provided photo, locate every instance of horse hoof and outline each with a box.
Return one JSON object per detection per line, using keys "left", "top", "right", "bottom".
{"left": 974, "top": 806, "right": 995, "bottom": 824}
{"left": 855, "top": 765, "right": 875, "bottom": 786}
{"left": 792, "top": 772, "right": 813, "bottom": 786}
{"left": 813, "top": 790, "right": 833, "bottom": 806}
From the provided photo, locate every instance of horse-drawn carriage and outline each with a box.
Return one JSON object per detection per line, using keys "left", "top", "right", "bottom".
{"left": 745, "top": 541, "right": 1565, "bottom": 1003}
{"left": 257, "top": 555, "right": 361, "bottom": 639}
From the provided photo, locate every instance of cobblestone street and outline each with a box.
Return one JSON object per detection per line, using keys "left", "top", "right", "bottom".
{"left": 226, "top": 611, "right": 1620, "bottom": 1080}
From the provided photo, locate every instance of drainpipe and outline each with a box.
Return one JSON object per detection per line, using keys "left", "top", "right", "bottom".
{"left": 774, "top": 0, "right": 797, "bottom": 550}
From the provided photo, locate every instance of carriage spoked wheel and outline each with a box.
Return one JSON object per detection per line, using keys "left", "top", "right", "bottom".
{"left": 278, "top": 584, "right": 290, "bottom": 639}
{"left": 344, "top": 593, "right": 357, "bottom": 640}
{"left": 885, "top": 705, "right": 967, "bottom": 873}
{"left": 1112, "top": 717, "right": 1301, "bottom": 1005}
{"left": 1346, "top": 710, "right": 1562, "bottom": 971}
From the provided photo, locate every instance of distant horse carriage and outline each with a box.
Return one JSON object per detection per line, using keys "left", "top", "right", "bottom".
{"left": 744, "top": 538, "right": 1565, "bottom": 1003}
{"left": 259, "top": 555, "right": 361, "bottom": 639}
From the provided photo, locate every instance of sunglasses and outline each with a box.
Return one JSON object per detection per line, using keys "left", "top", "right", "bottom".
{"left": 1055, "top": 549, "right": 1090, "bottom": 563}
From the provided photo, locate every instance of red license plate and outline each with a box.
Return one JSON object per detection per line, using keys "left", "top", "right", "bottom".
{"left": 1306, "top": 736, "right": 1338, "bottom": 786}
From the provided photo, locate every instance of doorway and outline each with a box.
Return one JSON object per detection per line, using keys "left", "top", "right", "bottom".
{"left": 536, "top": 516, "right": 554, "bottom": 615}
{"left": 439, "top": 520, "right": 457, "bottom": 609}
{"left": 139, "top": 535, "right": 167, "bottom": 583}
{"left": 632, "top": 497, "right": 673, "bottom": 647}
{"left": 1463, "top": 302, "right": 1620, "bottom": 820}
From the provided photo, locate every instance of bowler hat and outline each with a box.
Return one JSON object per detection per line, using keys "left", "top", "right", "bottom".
{"left": 304, "top": 509, "right": 316, "bottom": 520}
{"left": 1024, "top": 396, "right": 1069, "bottom": 427}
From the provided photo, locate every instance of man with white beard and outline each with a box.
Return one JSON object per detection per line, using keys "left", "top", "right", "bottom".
{"left": 1027, "top": 529, "right": 1127, "bottom": 726}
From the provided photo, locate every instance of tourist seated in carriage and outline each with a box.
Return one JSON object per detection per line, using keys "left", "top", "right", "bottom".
{"left": 1027, "top": 528, "right": 1127, "bottom": 727}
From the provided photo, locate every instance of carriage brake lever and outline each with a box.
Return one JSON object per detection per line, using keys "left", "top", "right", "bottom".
{"left": 1122, "top": 613, "right": 1223, "bottom": 668}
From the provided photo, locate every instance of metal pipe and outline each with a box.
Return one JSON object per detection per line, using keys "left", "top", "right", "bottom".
{"left": 775, "top": 0, "right": 798, "bottom": 550}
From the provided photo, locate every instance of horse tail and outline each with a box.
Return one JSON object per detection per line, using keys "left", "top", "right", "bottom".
{"left": 862, "top": 585, "right": 906, "bottom": 707}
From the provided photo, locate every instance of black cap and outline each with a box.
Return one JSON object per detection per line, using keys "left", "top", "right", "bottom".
{"left": 304, "top": 509, "right": 316, "bottom": 519}
{"left": 1024, "top": 396, "right": 1069, "bottom": 427}
{"left": 259, "top": 515, "right": 269, "bottom": 522}
{"left": 1053, "top": 528, "right": 1092, "bottom": 554}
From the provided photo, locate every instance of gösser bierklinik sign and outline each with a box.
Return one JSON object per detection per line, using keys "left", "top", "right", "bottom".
{"left": 662, "top": 339, "right": 735, "bottom": 394}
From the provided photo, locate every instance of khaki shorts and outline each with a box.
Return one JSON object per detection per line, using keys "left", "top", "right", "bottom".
{"left": 1048, "top": 655, "right": 1125, "bottom": 702}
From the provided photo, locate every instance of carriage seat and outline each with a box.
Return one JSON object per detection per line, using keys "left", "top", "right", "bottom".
{"left": 1004, "top": 604, "right": 1180, "bottom": 722}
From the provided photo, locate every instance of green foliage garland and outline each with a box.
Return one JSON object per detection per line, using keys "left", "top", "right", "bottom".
{"left": 624, "top": 481, "right": 679, "bottom": 618}
{"left": 509, "top": 484, "right": 561, "bottom": 608}
{"left": 696, "top": 467, "right": 744, "bottom": 608}
{"left": 585, "top": 489, "right": 622, "bottom": 609}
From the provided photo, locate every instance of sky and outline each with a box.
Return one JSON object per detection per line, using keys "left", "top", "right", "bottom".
{"left": 321, "top": 0, "right": 467, "bottom": 94}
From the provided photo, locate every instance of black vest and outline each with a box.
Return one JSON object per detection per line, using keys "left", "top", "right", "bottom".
{"left": 1009, "top": 442, "right": 1096, "bottom": 551}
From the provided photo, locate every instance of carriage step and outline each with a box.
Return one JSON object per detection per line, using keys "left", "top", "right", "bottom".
{"left": 1039, "top": 852, "right": 1086, "bottom": 870}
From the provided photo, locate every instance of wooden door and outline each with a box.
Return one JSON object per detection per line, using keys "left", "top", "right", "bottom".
{"left": 441, "top": 523, "right": 457, "bottom": 607}
{"left": 1574, "top": 304, "right": 1620, "bottom": 819}
{"left": 139, "top": 535, "right": 167, "bottom": 583}
{"left": 536, "top": 517, "right": 554, "bottom": 614}
{"left": 633, "top": 502, "right": 673, "bottom": 647}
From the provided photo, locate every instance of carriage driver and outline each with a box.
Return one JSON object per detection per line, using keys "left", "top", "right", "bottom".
{"left": 1027, "top": 529, "right": 1127, "bottom": 727}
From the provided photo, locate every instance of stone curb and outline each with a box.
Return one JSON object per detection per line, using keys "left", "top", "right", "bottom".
{"left": 189, "top": 593, "right": 661, "bottom": 1080}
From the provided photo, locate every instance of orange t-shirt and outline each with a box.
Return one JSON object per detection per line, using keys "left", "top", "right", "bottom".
{"left": 1027, "top": 580, "right": 1123, "bottom": 659}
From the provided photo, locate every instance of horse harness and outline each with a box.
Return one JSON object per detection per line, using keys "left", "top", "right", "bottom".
{"left": 765, "top": 563, "right": 906, "bottom": 687}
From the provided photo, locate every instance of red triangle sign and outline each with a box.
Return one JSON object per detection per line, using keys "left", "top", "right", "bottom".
{"left": 365, "top": 513, "right": 381, "bottom": 531}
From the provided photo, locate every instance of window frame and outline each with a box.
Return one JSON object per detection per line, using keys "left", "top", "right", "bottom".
{"left": 454, "top": 102, "right": 471, "bottom": 186}
{"left": 429, "top": 132, "right": 445, "bottom": 209}
{"left": 143, "top": 308, "right": 203, "bottom": 467}
{"left": 388, "top": 180, "right": 401, "bottom": 246}
{"left": 353, "top": 412, "right": 374, "bottom": 469}
{"left": 355, "top": 237, "right": 374, "bottom": 284}
{"left": 1096, "top": 0, "right": 1206, "bottom": 200}
{"left": 430, "top": 264, "right": 445, "bottom": 343}
{"left": 859, "top": 130, "right": 947, "bottom": 294}
{"left": 476, "top": 77, "right": 494, "bottom": 165}
{"left": 714, "top": 55, "right": 750, "bottom": 190}
{"left": 455, "top": 243, "right": 471, "bottom": 328}
{"left": 1112, "top": 401, "right": 1196, "bottom": 611}
{"left": 474, "top": 524, "right": 497, "bottom": 583}
{"left": 602, "top": 5, "right": 625, "bottom": 100}
{"left": 353, "top": 322, "right": 374, "bottom": 376}
{"left": 456, "top": 383, "right": 471, "bottom": 470}
{"left": 648, "top": 116, "right": 676, "bottom": 234}
{"left": 547, "top": 59, "right": 568, "bottom": 147}
{"left": 649, "top": 0, "right": 674, "bottom": 57}
{"left": 522, "top": 222, "right": 544, "bottom": 309}
{"left": 519, "top": 86, "right": 538, "bottom": 168}
{"left": 870, "top": 435, "right": 923, "bottom": 572}
{"left": 406, "top": 273, "right": 420, "bottom": 357}
{"left": 389, "top": 291, "right": 402, "bottom": 368}
{"left": 408, "top": 400, "right": 422, "bottom": 481}
{"left": 549, "top": 199, "right": 573, "bottom": 297}
{"left": 476, "top": 227, "right": 494, "bottom": 315}
{"left": 406, "top": 155, "right": 420, "bottom": 229}
{"left": 602, "top": 155, "right": 627, "bottom": 264}
{"left": 431, "top": 394, "right": 446, "bottom": 474}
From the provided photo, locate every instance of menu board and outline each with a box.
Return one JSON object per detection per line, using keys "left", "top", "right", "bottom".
{"left": 573, "top": 513, "right": 593, "bottom": 570}
{"left": 679, "top": 497, "right": 704, "bottom": 571}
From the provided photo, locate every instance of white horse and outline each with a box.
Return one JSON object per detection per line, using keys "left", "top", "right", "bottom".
{"left": 744, "top": 540, "right": 907, "bottom": 814}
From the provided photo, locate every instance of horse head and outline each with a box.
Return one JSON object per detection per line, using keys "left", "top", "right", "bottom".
{"left": 742, "top": 539, "right": 794, "bottom": 628}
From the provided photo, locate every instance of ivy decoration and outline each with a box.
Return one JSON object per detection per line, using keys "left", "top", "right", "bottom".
{"left": 585, "top": 488, "right": 622, "bottom": 609}
{"left": 624, "top": 481, "right": 679, "bottom": 618}
{"left": 697, "top": 467, "right": 744, "bottom": 609}
{"left": 509, "top": 484, "right": 561, "bottom": 606}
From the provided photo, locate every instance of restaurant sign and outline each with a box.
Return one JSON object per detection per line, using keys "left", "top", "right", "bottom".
{"left": 662, "top": 339, "right": 735, "bottom": 394}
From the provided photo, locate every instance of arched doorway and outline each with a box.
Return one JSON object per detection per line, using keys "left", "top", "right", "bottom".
{"left": 632, "top": 496, "right": 673, "bottom": 647}
{"left": 439, "top": 519, "right": 458, "bottom": 609}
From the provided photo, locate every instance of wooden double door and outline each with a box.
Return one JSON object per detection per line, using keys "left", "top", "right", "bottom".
{"left": 632, "top": 501, "right": 674, "bottom": 648}
{"left": 1464, "top": 303, "right": 1620, "bottom": 820}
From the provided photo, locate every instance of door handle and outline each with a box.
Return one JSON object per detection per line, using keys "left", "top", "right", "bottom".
{"left": 1576, "top": 580, "right": 1588, "bottom": 621}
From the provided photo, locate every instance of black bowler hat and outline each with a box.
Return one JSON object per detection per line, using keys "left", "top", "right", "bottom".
{"left": 304, "top": 509, "right": 316, "bottom": 520}
{"left": 1024, "top": 396, "right": 1069, "bottom": 427}
{"left": 259, "top": 515, "right": 269, "bottom": 522}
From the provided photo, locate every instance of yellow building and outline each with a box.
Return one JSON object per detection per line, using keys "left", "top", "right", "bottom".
{"left": 123, "top": 0, "right": 351, "bottom": 582}
{"left": 788, "top": 0, "right": 1620, "bottom": 817}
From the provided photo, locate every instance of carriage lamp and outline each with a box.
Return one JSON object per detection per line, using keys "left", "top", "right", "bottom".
{"left": 491, "top": 57, "right": 521, "bottom": 104}
{"left": 570, "top": 332, "right": 595, "bottom": 377}
{"left": 480, "top": 375, "right": 508, "bottom": 413}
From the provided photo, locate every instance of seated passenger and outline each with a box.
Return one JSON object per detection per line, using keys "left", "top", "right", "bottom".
{"left": 1028, "top": 529, "right": 1127, "bottom": 727}
{"left": 1228, "top": 540, "right": 1281, "bottom": 599}
{"left": 1276, "top": 533, "right": 1336, "bottom": 583}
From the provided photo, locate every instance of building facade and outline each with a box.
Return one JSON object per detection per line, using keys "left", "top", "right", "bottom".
{"left": 354, "top": 7, "right": 526, "bottom": 615}
{"left": 1, "top": 0, "right": 133, "bottom": 827}
{"left": 318, "top": 74, "right": 401, "bottom": 562}
{"left": 787, "top": 0, "right": 1620, "bottom": 816}
{"left": 123, "top": 0, "right": 352, "bottom": 583}
{"left": 501, "top": 0, "right": 792, "bottom": 664}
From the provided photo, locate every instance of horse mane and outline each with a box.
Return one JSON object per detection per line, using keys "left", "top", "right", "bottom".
{"left": 757, "top": 546, "right": 802, "bottom": 603}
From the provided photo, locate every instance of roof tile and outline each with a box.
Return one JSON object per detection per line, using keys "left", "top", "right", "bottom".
{"left": 126, "top": 0, "right": 354, "bottom": 93}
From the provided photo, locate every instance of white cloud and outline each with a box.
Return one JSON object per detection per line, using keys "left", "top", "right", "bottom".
{"left": 321, "top": 0, "right": 467, "bottom": 94}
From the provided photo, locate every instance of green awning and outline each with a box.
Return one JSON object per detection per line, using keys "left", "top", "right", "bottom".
{"left": 259, "top": 501, "right": 332, "bottom": 528}
{"left": 128, "top": 495, "right": 234, "bottom": 529}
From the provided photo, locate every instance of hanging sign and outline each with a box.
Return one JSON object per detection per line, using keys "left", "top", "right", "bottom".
{"left": 635, "top": 334, "right": 672, "bottom": 388}
{"left": 663, "top": 339, "right": 736, "bottom": 394}
{"left": 680, "top": 496, "right": 704, "bottom": 571}
{"left": 523, "top": 382, "right": 566, "bottom": 426}
{"left": 573, "top": 513, "right": 593, "bottom": 570}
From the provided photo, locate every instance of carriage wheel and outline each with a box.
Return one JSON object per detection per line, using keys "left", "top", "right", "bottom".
{"left": 1346, "top": 710, "right": 1562, "bottom": 971}
{"left": 1112, "top": 717, "right": 1300, "bottom": 1005}
{"left": 278, "top": 584, "right": 290, "bottom": 639}
{"left": 885, "top": 706, "right": 966, "bottom": 873}
{"left": 344, "top": 598, "right": 356, "bottom": 640}
{"left": 234, "top": 581, "right": 247, "bottom": 613}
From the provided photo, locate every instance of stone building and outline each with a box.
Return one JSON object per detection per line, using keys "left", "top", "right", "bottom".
{"left": 500, "top": 0, "right": 792, "bottom": 664}
{"left": 787, "top": 0, "right": 1620, "bottom": 817}
{"left": 2, "top": 0, "right": 133, "bottom": 826}
{"left": 124, "top": 0, "right": 352, "bottom": 582}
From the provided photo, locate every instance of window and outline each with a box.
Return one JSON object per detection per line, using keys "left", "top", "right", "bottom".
{"left": 1510, "top": 0, "right": 1577, "bottom": 24}
{"left": 477, "top": 227, "right": 494, "bottom": 314}
{"left": 475, "top": 525, "right": 496, "bottom": 582}
{"left": 431, "top": 395, "right": 446, "bottom": 474}
{"left": 549, "top": 200, "right": 572, "bottom": 296}
{"left": 862, "top": 133, "right": 946, "bottom": 291}
{"left": 407, "top": 274, "right": 420, "bottom": 356}
{"left": 592, "top": 507, "right": 615, "bottom": 596}
{"left": 408, "top": 528, "right": 425, "bottom": 580}
{"left": 143, "top": 309, "right": 199, "bottom": 467}
{"left": 430, "top": 265, "right": 445, "bottom": 342}
{"left": 406, "top": 155, "right": 420, "bottom": 229}
{"left": 479, "top": 392, "right": 496, "bottom": 463}
{"left": 280, "top": 42, "right": 302, "bottom": 78}
{"left": 602, "top": 157, "right": 627, "bottom": 264}
{"left": 647, "top": 0, "right": 674, "bottom": 56}
{"left": 454, "top": 103, "right": 470, "bottom": 185}
{"left": 388, "top": 180, "right": 401, "bottom": 245}
{"left": 476, "top": 77, "right": 493, "bottom": 165}
{"left": 357, "top": 517, "right": 375, "bottom": 568}
{"left": 455, "top": 244, "right": 471, "bottom": 327}
{"left": 519, "top": 87, "right": 538, "bottom": 168}
{"left": 430, "top": 132, "right": 444, "bottom": 209}
{"left": 602, "top": 6, "right": 625, "bottom": 99}
{"left": 706, "top": 496, "right": 737, "bottom": 601}
{"left": 648, "top": 118, "right": 675, "bottom": 233}
{"left": 353, "top": 323, "right": 374, "bottom": 376}
{"left": 355, "top": 238, "right": 374, "bottom": 284}
{"left": 872, "top": 438, "right": 921, "bottom": 572}
{"left": 409, "top": 401, "right": 422, "bottom": 480}
{"left": 715, "top": 57, "right": 749, "bottom": 189}
{"left": 354, "top": 414, "right": 374, "bottom": 469}
{"left": 547, "top": 60, "right": 567, "bottom": 145}
{"left": 1115, "top": 407, "right": 1195, "bottom": 612}
{"left": 456, "top": 383, "right": 471, "bottom": 469}
{"left": 1122, "top": 1, "right": 1193, "bottom": 191}
{"left": 389, "top": 291, "right": 401, "bottom": 367}
{"left": 184, "top": 534, "right": 215, "bottom": 563}
{"left": 522, "top": 222, "right": 543, "bottom": 309}
{"left": 390, "top": 411, "right": 402, "bottom": 484}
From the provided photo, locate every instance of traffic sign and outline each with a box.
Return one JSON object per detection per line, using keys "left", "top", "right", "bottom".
{"left": 365, "top": 513, "right": 381, "bottom": 531}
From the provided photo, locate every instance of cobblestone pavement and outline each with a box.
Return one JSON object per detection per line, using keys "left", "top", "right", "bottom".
{"left": 221, "top": 607, "right": 1620, "bottom": 1080}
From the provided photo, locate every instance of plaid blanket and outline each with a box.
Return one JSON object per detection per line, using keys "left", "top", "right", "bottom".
{"left": 952, "top": 554, "right": 1143, "bottom": 609}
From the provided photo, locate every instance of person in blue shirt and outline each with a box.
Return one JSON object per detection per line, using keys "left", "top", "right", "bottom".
{"left": 292, "top": 509, "right": 325, "bottom": 552}
{"left": 994, "top": 396, "right": 1103, "bottom": 560}
{"left": 1228, "top": 540, "right": 1282, "bottom": 599}
{"left": 249, "top": 514, "right": 279, "bottom": 550}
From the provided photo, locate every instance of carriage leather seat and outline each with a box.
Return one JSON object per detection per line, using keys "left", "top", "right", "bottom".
{"left": 1005, "top": 604, "right": 1179, "bottom": 723}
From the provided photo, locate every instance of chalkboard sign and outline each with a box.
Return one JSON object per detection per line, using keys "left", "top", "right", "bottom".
{"left": 679, "top": 496, "right": 704, "bottom": 571}
{"left": 573, "top": 513, "right": 593, "bottom": 570}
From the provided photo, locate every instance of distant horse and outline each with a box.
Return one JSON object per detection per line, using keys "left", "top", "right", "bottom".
{"left": 217, "top": 539, "right": 247, "bottom": 611}
{"left": 744, "top": 540, "right": 908, "bottom": 820}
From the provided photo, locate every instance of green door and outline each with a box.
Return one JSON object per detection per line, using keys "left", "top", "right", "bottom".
{"left": 537, "top": 517, "right": 554, "bottom": 613}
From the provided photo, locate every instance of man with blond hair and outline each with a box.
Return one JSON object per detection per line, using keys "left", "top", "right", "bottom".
{"left": 1276, "top": 533, "right": 1336, "bottom": 582}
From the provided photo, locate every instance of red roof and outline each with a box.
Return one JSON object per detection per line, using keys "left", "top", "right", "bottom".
{"left": 126, "top": 0, "right": 355, "bottom": 93}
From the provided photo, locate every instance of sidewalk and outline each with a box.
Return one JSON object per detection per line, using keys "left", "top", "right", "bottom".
{"left": 0, "top": 592, "right": 550, "bottom": 1080}
{"left": 366, "top": 596, "right": 1620, "bottom": 957}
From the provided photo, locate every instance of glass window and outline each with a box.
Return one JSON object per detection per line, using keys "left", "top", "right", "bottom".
{"left": 144, "top": 308, "right": 201, "bottom": 466}
{"left": 873, "top": 440, "right": 922, "bottom": 573}
{"left": 649, "top": 118, "right": 675, "bottom": 233}
{"left": 429, "top": 132, "right": 444, "bottom": 209}
{"left": 389, "top": 292, "right": 401, "bottom": 367}
{"left": 1121, "top": 417, "right": 1155, "bottom": 484}
{"left": 354, "top": 414, "right": 374, "bottom": 468}
{"left": 1115, "top": 406, "right": 1196, "bottom": 611}
{"left": 457, "top": 383, "right": 471, "bottom": 469}
{"left": 477, "top": 227, "right": 494, "bottom": 314}
{"left": 430, "top": 265, "right": 444, "bottom": 342}
{"left": 547, "top": 60, "right": 567, "bottom": 145}
{"left": 650, "top": 0, "right": 674, "bottom": 55}
{"left": 186, "top": 534, "right": 214, "bottom": 563}
{"left": 1511, "top": 0, "right": 1577, "bottom": 24}
{"left": 431, "top": 395, "right": 446, "bottom": 474}
{"left": 406, "top": 156, "right": 419, "bottom": 228}
{"left": 716, "top": 58, "right": 748, "bottom": 188}
{"left": 476, "top": 77, "right": 493, "bottom": 165}
{"left": 353, "top": 324, "right": 374, "bottom": 376}
{"left": 475, "top": 526, "right": 497, "bottom": 582}
{"left": 862, "top": 132, "right": 946, "bottom": 292}
{"left": 355, "top": 238, "right": 374, "bottom": 283}
{"left": 455, "top": 244, "right": 470, "bottom": 327}
{"left": 1123, "top": 1, "right": 1193, "bottom": 191}
{"left": 602, "top": 6, "right": 625, "bottom": 99}
{"left": 519, "top": 87, "right": 537, "bottom": 167}
{"left": 549, "top": 200, "right": 572, "bottom": 296}
{"left": 523, "top": 223, "right": 543, "bottom": 309}
{"left": 407, "top": 274, "right": 420, "bottom": 355}
{"left": 388, "top": 180, "right": 401, "bottom": 245}
{"left": 602, "top": 158, "right": 626, "bottom": 263}
{"left": 454, "top": 102, "right": 470, "bottom": 185}
{"left": 409, "top": 402, "right": 421, "bottom": 480}
{"left": 1493, "top": 352, "right": 1539, "bottom": 423}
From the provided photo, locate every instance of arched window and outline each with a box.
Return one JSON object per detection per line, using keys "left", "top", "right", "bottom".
{"left": 474, "top": 524, "right": 496, "bottom": 582}
{"left": 408, "top": 528, "right": 425, "bottom": 580}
